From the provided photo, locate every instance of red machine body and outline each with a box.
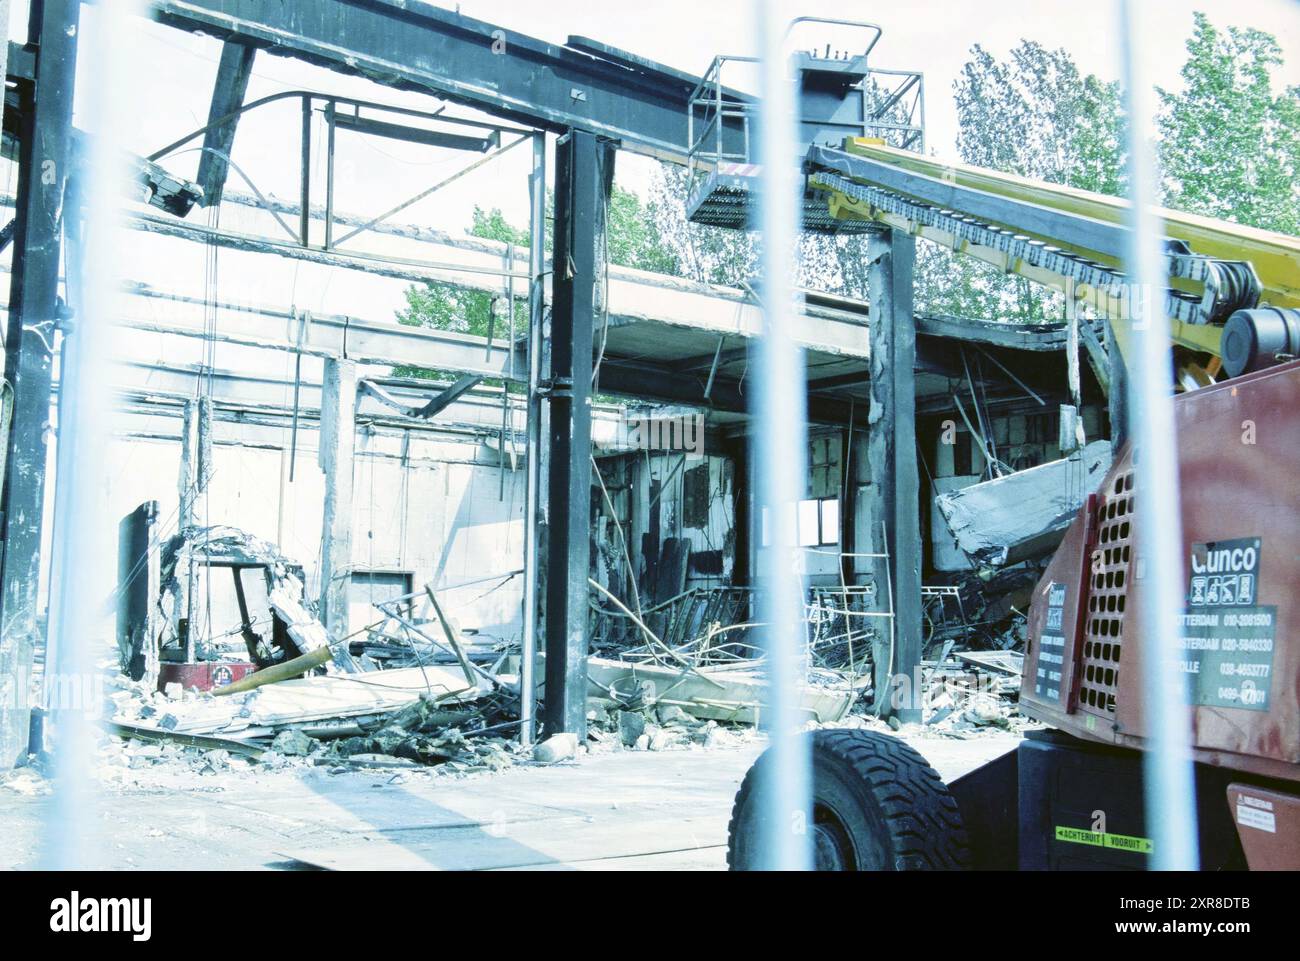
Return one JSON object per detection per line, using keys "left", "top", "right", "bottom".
{"left": 157, "top": 660, "right": 258, "bottom": 694}
{"left": 1021, "top": 359, "right": 1300, "bottom": 866}
{"left": 1022, "top": 359, "right": 1300, "bottom": 778}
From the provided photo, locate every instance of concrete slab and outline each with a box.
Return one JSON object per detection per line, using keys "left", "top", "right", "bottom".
{"left": 0, "top": 731, "right": 1021, "bottom": 870}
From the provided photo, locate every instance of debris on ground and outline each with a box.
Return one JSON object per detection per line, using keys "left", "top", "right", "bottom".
{"left": 105, "top": 566, "right": 527, "bottom": 777}
{"left": 97, "top": 533, "right": 1039, "bottom": 788}
{"left": 0, "top": 767, "right": 52, "bottom": 797}
{"left": 533, "top": 733, "right": 578, "bottom": 764}
{"left": 585, "top": 655, "right": 858, "bottom": 726}
{"left": 579, "top": 569, "right": 1036, "bottom": 746}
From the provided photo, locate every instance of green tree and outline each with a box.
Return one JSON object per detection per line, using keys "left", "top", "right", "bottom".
{"left": 606, "top": 185, "right": 682, "bottom": 274}
{"left": 394, "top": 188, "right": 681, "bottom": 383}
{"left": 937, "top": 40, "right": 1127, "bottom": 322}
{"left": 955, "top": 41, "right": 1124, "bottom": 193}
{"left": 646, "top": 162, "right": 759, "bottom": 287}
{"left": 1157, "top": 12, "right": 1300, "bottom": 234}
{"left": 392, "top": 205, "right": 531, "bottom": 380}
{"left": 645, "top": 162, "right": 878, "bottom": 299}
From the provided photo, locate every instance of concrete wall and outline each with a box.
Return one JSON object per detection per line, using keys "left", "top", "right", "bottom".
{"left": 105, "top": 410, "right": 529, "bottom": 645}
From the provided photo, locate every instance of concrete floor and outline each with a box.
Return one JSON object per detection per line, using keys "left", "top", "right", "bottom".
{"left": 0, "top": 731, "right": 1021, "bottom": 870}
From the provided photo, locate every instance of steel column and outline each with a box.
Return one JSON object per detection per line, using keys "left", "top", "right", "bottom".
{"left": 542, "top": 129, "right": 610, "bottom": 739}
{"left": 0, "top": 0, "right": 80, "bottom": 768}
{"left": 866, "top": 227, "right": 923, "bottom": 722}
{"left": 520, "top": 132, "right": 545, "bottom": 747}
{"left": 299, "top": 96, "right": 312, "bottom": 247}
{"left": 721, "top": 434, "right": 752, "bottom": 586}
{"left": 1109, "top": 327, "right": 1129, "bottom": 449}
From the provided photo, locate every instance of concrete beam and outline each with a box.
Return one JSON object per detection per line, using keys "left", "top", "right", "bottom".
{"left": 112, "top": 361, "right": 522, "bottom": 435}
{"left": 119, "top": 285, "right": 520, "bottom": 379}
{"left": 130, "top": 198, "right": 872, "bottom": 360}
{"left": 318, "top": 358, "right": 356, "bottom": 641}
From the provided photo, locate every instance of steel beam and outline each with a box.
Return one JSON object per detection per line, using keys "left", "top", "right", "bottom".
{"left": 332, "top": 113, "right": 496, "bottom": 152}
{"left": 542, "top": 130, "right": 610, "bottom": 739}
{"left": 520, "top": 132, "right": 545, "bottom": 747}
{"left": 150, "top": 0, "right": 747, "bottom": 163}
{"left": 195, "top": 40, "right": 256, "bottom": 208}
{"left": 0, "top": 0, "right": 79, "bottom": 769}
{"left": 866, "top": 227, "right": 922, "bottom": 723}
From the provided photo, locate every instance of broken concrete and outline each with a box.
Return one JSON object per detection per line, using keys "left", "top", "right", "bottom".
{"left": 934, "top": 440, "right": 1113, "bottom": 568}
{"left": 533, "top": 733, "right": 578, "bottom": 763}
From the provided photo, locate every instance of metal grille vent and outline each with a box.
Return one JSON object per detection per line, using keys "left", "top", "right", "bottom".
{"left": 1079, "top": 470, "right": 1134, "bottom": 716}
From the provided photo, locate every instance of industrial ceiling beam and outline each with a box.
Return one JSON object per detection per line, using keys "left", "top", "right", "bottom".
{"left": 595, "top": 357, "right": 858, "bottom": 425}
{"left": 195, "top": 39, "right": 256, "bottom": 207}
{"left": 149, "top": 0, "right": 749, "bottom": 162}
{"left": 331, "top": 113, "right": 498, "bottom": 153}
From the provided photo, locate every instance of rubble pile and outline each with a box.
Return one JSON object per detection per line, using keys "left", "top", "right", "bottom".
{"left": 327, "top": 692, "right": 518, "bottom": 772}
{"left": 585, "top": 697, "right": 756, "bottom": 754}
{"left": 102, "top": 663, "right": 522, "bottom": 774}
{"left": 96, "top": 512, "right": 1032, "bottom": 785}
{"left": 923, "top": 667, "right": 1028, "bottom": 736}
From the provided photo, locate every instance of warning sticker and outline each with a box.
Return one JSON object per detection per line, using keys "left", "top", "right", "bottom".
{"left": 1235, "top": 803, "right": 1277, "bottom": 834}
{"left": 1035, "top": 582, "right": 1067, "bottom": 702}
{"left": 1180, "top": 538, "right": 1274, "bottom": 711}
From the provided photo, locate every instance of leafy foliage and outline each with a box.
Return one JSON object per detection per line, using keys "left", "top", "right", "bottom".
{"left": 394, "top": 14, "right": 1297, "bottom": 348}
{"left": 645, "top": 162, "right": 875, "bottom": 298}
{"left": 955, "top": 41, "right": 1124, "bottom": 193}
{"left": 936, "top": 40, "right": 1128, "bottom": 321}
{"left": 1157, "top": 12, "right": 1300, "bottom": 234}
{"left": 392, "top": 206, "right": 531, "bottom": 381}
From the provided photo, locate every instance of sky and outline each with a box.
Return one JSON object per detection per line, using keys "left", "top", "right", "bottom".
{"left": 6, "top": 1, "right": 1295, "bottom": 353}
{"left": 27, "top": 0, "right": 1297, "bottom": 237}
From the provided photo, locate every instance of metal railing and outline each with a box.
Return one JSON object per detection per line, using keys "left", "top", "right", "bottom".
{"left": 686, "top": 22, "right": 925, "bottom": 179}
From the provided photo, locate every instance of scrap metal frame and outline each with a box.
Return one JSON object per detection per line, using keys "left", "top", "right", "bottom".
{"left": 149, "top": 87, "right": 533, "bottom": 251}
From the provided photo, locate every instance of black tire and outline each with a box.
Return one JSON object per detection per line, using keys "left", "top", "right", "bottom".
{"left": 727, "top": 729, "right": 971, "bottom": 870}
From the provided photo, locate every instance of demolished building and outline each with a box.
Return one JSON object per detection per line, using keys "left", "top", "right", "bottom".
{"left": 2, "top": 2, "right": 1116, "bottom": 774}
